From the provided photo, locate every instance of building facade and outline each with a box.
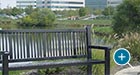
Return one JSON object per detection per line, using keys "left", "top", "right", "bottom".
{"left": 85, "top": 0, "right": 108, "bottom": 9}
{"left": 16, "top": 0, "right": 37, "bottom": 8}
{"left": 85, "top": 0, "right": 122, "bottom": 9}
{"left": 108, "top": 0, "right": 122, "bottom": 7}
{"left": 47, "top": 0, "right": 85, "bottom": 11}
{"left": 16, "top": 0, "right": 85, "bottom": 10}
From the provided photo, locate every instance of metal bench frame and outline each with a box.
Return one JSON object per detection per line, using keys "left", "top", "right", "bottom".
{"left": 0, "top": 26, "right": 111, "bottom": 75}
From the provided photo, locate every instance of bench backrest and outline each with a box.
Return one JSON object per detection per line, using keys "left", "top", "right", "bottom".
{"left": 0, "top": 26, "right": 91, "bottom": 62}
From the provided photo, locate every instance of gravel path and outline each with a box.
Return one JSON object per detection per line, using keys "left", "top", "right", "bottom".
{"left": 114, "top": 66, "right": 140, "bottom": 75}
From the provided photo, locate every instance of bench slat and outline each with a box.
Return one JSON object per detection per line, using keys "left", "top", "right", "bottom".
{"left": 0, "top": 29, "right": 86, "bottom": 33}
{"left": 0, "top": 30, "right": 87, "bottom": 62}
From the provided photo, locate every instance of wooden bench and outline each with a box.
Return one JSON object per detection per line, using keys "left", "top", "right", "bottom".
{"left": 0, "top": 26, "right": 111, "bottom": 75}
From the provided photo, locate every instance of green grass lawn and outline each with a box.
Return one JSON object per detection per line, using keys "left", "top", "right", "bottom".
{"left": 0, "top": 71, "right": 24, "bottom": 75}
{"left": 54, "top": 19, "right": 112, "bottom": 26}
{"left": 94, "top": 26, "right": 113, "bottom": 34}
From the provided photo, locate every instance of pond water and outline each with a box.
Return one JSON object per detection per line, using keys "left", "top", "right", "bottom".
{"left": 92, "top": 34, "right": 115, "bottom": 47}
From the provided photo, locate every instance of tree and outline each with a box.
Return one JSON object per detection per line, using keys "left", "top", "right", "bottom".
{"left": 24, "top": 6, "right": 34, "bottom": 15}
{"left": 67, "top": 10, "right": 78, "bottom": 17}
{"left": 0, "top": 9, "right": 3, "bottom": 14}
{"left": 112, "top": 0, "right": 140, "bottom": 34}
{"left": 93, "top": 9, "right": 102, "bottom": 15}
{"left": 11, "top": 7, "right": 23, "bottom": 16}
{"left": 2, "top": 8, "right": 12, "bottom": 15}
{"left": 0, "top": 7, "right": 23, "bottom": 16}
{"left": 21, "top": 8, "right": 55, "bottom": 28}
{"left": 102, "top": 6, "right": 115, "bottom": 16}
{"left": 79, "top": 7, "right": 88, "bottom": 17}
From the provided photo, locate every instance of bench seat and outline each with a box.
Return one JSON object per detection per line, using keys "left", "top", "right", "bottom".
{"left": 0, "top": 59, "right": 105, "bottom": 70}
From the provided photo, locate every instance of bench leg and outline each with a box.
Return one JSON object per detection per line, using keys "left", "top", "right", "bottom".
{"left": 2, "top": 54, "right": 9, "bottom": 75}
{"left": 87, "top": 64, "right": 92, "bottom": 75}
{"left": 105, "top": 50, "right": 110, "bottom": 75}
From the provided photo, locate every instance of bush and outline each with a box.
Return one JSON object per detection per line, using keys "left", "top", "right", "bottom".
{"left": 20, "top": 8, "right": 55, "bottom": 28}
{"left": 0, "top": 18, "right": 17, "bottom": 29}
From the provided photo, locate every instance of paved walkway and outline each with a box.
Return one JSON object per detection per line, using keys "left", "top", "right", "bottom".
{"left": 115, "top": 66, "right": 140, "bottom": 75}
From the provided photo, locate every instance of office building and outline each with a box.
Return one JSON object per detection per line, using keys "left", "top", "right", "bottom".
{"left": 16, "top": 0, "right": 85, "bottom": 10}
{"left": 85, "top": 0, "right": 107, "bottom": 9}
{"left": 17, "top": 0, "right": 37, "bottom": 8}
{"left": 108, "top": 0, "right": 123, "bottom": 7}
{"left": 85, "top": 0, "right": 122, "bottom": 9}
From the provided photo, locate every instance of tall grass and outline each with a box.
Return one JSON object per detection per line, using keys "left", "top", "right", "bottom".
{"left": 116, "top": 33, "right": 140, "bottom": 62}
{"left": 91, "top": 33, "right": 116, "bottom": 75}
{"left": 91, "top": 48, "right": 115, "bottom": 75}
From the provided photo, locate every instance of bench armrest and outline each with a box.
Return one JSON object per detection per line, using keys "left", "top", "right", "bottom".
{"left": 88, "top": 45, "right": 111, "bottom": 50}
{"left": 88, "top": 45, "right": 111, "bottom": 75}
{"left": 0, "top": 51, "right": 10, "bottom": 55}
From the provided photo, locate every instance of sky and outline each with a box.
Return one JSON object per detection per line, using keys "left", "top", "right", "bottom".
{"left": 0, "top": 0, "right": 16, "bottom": 9}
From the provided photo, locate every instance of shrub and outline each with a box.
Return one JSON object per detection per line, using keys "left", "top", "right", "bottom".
{"left": 20, "top": 8, "right": 55, "bottom": 28}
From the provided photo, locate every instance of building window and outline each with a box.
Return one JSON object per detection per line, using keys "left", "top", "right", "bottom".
{"left": 47, "top": 1, "right": 83, "bottom": 4}
{"left": 47, "top": 6, "right": 81, "bottom": 8}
